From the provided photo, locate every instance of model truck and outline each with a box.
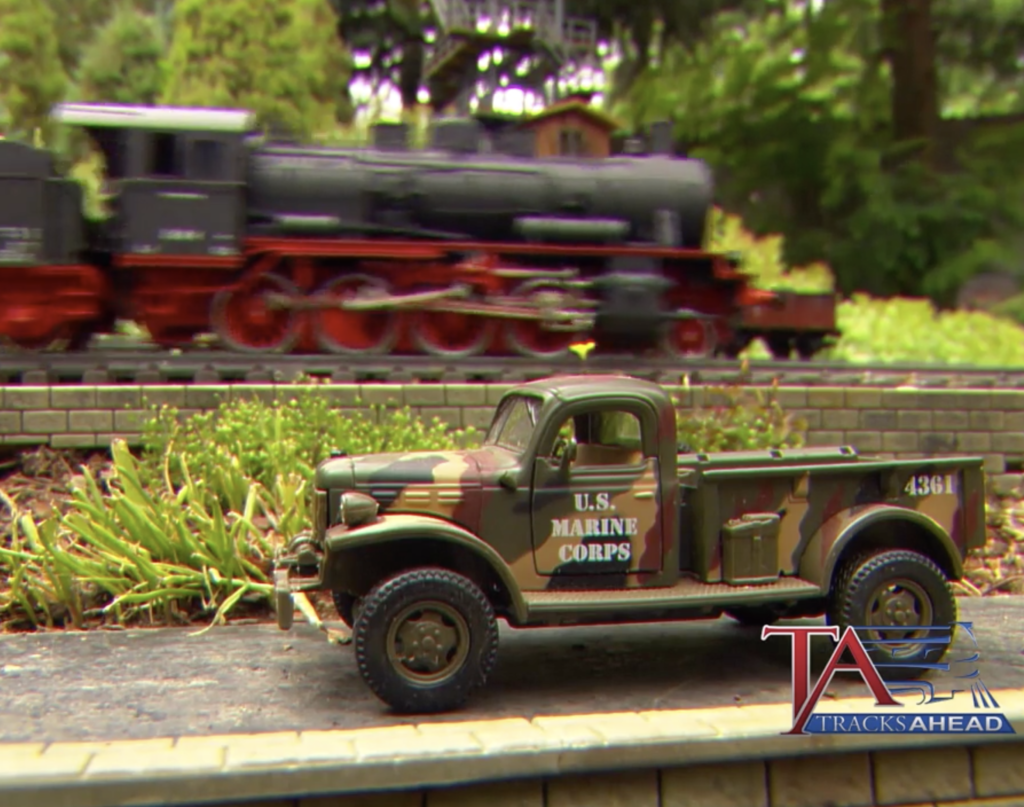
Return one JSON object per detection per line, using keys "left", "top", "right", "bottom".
{"left": 273, "top": 375, "right": 986, "bottom": 714}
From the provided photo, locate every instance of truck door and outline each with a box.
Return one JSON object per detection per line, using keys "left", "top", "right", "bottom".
{"left": 530, "top": 405, "right": 664, "bottom": 575}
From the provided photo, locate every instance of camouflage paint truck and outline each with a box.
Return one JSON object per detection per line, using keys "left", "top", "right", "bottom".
{"left": 273, "top": 375, "right": 986, "bottom": 714}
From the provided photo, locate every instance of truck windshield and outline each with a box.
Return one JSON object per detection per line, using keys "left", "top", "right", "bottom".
{"left": 484, "top": 395, "right": 540, "bottom": 453}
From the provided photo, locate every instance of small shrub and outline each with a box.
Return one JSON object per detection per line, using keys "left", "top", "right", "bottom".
{"left": 822, "top": 295, "right": 1024, "bottom": 366}
{"left": 675, "top": 381, "right": 807, "bottom": 452}
{"left": 139, "top": 384, "right": 478, "bottom": 511}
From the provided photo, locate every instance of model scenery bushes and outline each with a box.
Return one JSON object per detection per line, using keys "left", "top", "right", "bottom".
{"left": 710, "top": 209, "right": 1024, "bottom": 366}
{"left": 0, "top": 383, "right": 806, "bottom": 631}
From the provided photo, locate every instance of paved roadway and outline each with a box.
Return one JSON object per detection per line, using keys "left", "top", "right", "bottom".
{"left": 1, "top": 597, "right": 1022, "bottom": 743}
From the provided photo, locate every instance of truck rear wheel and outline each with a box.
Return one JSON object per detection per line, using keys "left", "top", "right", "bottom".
{"left": 353, "top": 567, "right": 499, "bottom": 714}
{"left": 827, "top": 549, "right": 957, "bottom": 681}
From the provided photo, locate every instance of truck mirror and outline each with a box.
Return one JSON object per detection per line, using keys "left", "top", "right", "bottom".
{"left": 499, "top": 470, "right": 518, "bottom": 491}
{"left": 558, "top": 439, "right": 578, "bottom": 475}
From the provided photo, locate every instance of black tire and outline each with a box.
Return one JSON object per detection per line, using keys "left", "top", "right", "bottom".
{"left": 726, "top": 605, "right": 781, "bottom": 627}
{"left": 827, "top": 549, "right": 957, "bottom": 681}
{"left": 332, "top": 590, "right": 363, "bottom": 629}
{"left": 354, "top": 567, "right": 499, "bottom": 714}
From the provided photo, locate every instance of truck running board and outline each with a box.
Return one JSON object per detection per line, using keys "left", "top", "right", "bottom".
{"left": 522, "top": 576, "right": 820, "bottom": 619}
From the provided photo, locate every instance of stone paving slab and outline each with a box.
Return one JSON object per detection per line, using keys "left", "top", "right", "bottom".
{"left": 1, "top": 689, "right": 1022, "bottom": 807}
{"left": 3, "top": 598, "right": 1022, "bottom": 743}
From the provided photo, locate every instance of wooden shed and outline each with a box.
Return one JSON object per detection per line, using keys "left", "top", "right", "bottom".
{"left": 519, "top": 95, "right": 622, "bottom": 159}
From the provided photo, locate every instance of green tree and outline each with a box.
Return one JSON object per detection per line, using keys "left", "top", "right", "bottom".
{"left": 44, "top": 0, "right": 112, "bottom": 76}
{"left": 0, "top": 0, "right": 68, "bottom": 139}
{"left": 613, "top": 0, "right": 1024, "bottom": 303}
{"left": 44, "top": 0, "right": 172, "bottom": 75}
{"left": 78, "top": 3, "right": 167, "bottom": 105}
{"left": 161, "top": 0, "right": 352, "bottom": 140}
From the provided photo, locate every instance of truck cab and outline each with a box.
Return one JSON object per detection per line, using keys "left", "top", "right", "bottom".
{"left": 274, "top": 374, "right": 986, "bottom": 715}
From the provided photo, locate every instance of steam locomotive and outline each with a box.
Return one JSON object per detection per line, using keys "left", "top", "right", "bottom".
{"left": 0, "top": 102, "right": 836, "bottom": 358}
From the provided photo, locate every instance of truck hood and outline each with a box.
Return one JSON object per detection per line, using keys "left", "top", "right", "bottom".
{"left": 314, "top": 445, "right": 520, "bottom": 501}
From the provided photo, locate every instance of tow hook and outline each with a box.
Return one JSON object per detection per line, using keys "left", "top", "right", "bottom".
{"left": 273, "top": 567, "right": 294, "bottom": 630}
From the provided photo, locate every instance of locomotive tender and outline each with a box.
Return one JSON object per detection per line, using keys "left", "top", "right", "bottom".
{"left": 0, "top": 102, "right": 836, "bottom": 357}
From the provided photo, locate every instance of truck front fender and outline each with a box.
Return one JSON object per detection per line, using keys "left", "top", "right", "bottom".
{"left": 323, "top": 513, "right": 528, "bottom": 624}
{"left": 800, "top": 504, "right": 964, "bottom": 589}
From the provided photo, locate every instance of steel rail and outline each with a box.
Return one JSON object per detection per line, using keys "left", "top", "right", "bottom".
{"left": 1, "top": 345, "right": 1023, "bottom": 386}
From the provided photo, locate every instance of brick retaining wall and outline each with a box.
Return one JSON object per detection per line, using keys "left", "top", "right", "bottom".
{"left": 3, "top": 382, "right": 1024, "bottom": 477}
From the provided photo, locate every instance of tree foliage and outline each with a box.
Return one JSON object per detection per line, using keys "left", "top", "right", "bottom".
{"left": 161, "top": 0, "right": 353, "bottom": 141}
{"left": 78, "top": 3, "right": 167, "bottom": 105}
{"left": 43, "top": 0, "right": 174, "bottom": 76}
{"left": 44, "top": 0, "right": 115, "bottom": 76}
{"left": 613, "top": 0, "right": 1024, "bottom": 303}
{"left": 0, "top": 0, "right": 68, "bottom": 138}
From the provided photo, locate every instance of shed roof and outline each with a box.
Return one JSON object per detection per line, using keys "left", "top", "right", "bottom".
{"left": 520, "top": 98, "right": 622, "bottom": 132}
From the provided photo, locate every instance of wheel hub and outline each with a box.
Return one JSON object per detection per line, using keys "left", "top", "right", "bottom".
{"left": 864, "top": 578, "right": 933, "bottom": 652}
{"left": 882, "top": 590, "right": 919, "bottom": 625}
{"left": 387, "top": 601, "right": 469, "bottom": 684}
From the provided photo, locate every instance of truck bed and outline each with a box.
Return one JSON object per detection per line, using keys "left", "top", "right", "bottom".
{"left": 678, "top": 445, "right": 861, "bottom": 470}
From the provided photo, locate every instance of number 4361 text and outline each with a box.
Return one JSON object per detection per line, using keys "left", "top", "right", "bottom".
{"left": 904, "top": 474, "right": 956, "bottom": 497}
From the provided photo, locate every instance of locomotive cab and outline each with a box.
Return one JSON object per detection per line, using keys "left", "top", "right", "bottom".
{"left": 51, "top": 103, "right": 252, "bottom": 260}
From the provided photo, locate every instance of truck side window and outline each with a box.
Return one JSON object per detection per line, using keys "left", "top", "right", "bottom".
{"left": 564, "top": 409, "right": 644, "bottom": 467}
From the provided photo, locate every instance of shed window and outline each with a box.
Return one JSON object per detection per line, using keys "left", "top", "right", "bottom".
{"left": 558, "top": 127, "right": 586, "bottom": 156}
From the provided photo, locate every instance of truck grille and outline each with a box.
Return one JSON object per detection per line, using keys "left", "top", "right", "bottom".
{"left": 311, "top": 489, "right": 327, "bottom": 543}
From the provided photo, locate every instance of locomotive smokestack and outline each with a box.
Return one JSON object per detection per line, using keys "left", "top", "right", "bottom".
{"left": 648, "top": 121, "right": 674, "bottom": 156}
{"left": 622, "top": 137, "right": 645, "bottom": 155}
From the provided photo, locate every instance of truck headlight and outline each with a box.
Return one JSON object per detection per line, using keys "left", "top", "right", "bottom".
{"left": 339, "top": 491, "right": 379, "bottom": 527}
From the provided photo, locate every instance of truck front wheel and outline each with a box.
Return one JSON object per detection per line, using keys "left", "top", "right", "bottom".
{"left": 827, "top": 549, "right": 957, "bottom": 681}
{"left": 353, "top": 567, "right": 499, "bottom": 714}
{"left": 332, "top": 590, "right": 363, "bottom": 629}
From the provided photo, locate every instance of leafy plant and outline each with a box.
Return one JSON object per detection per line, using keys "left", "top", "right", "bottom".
{"left": 0, "top": 440, "right": 277, "bottom": 631}
{"left": 675, "top": 380, "right": 807, "bottom": 453}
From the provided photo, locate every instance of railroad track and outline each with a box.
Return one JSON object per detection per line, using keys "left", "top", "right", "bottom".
{"left": 1, "top": 344, "right": 1023, "bottom": 386}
